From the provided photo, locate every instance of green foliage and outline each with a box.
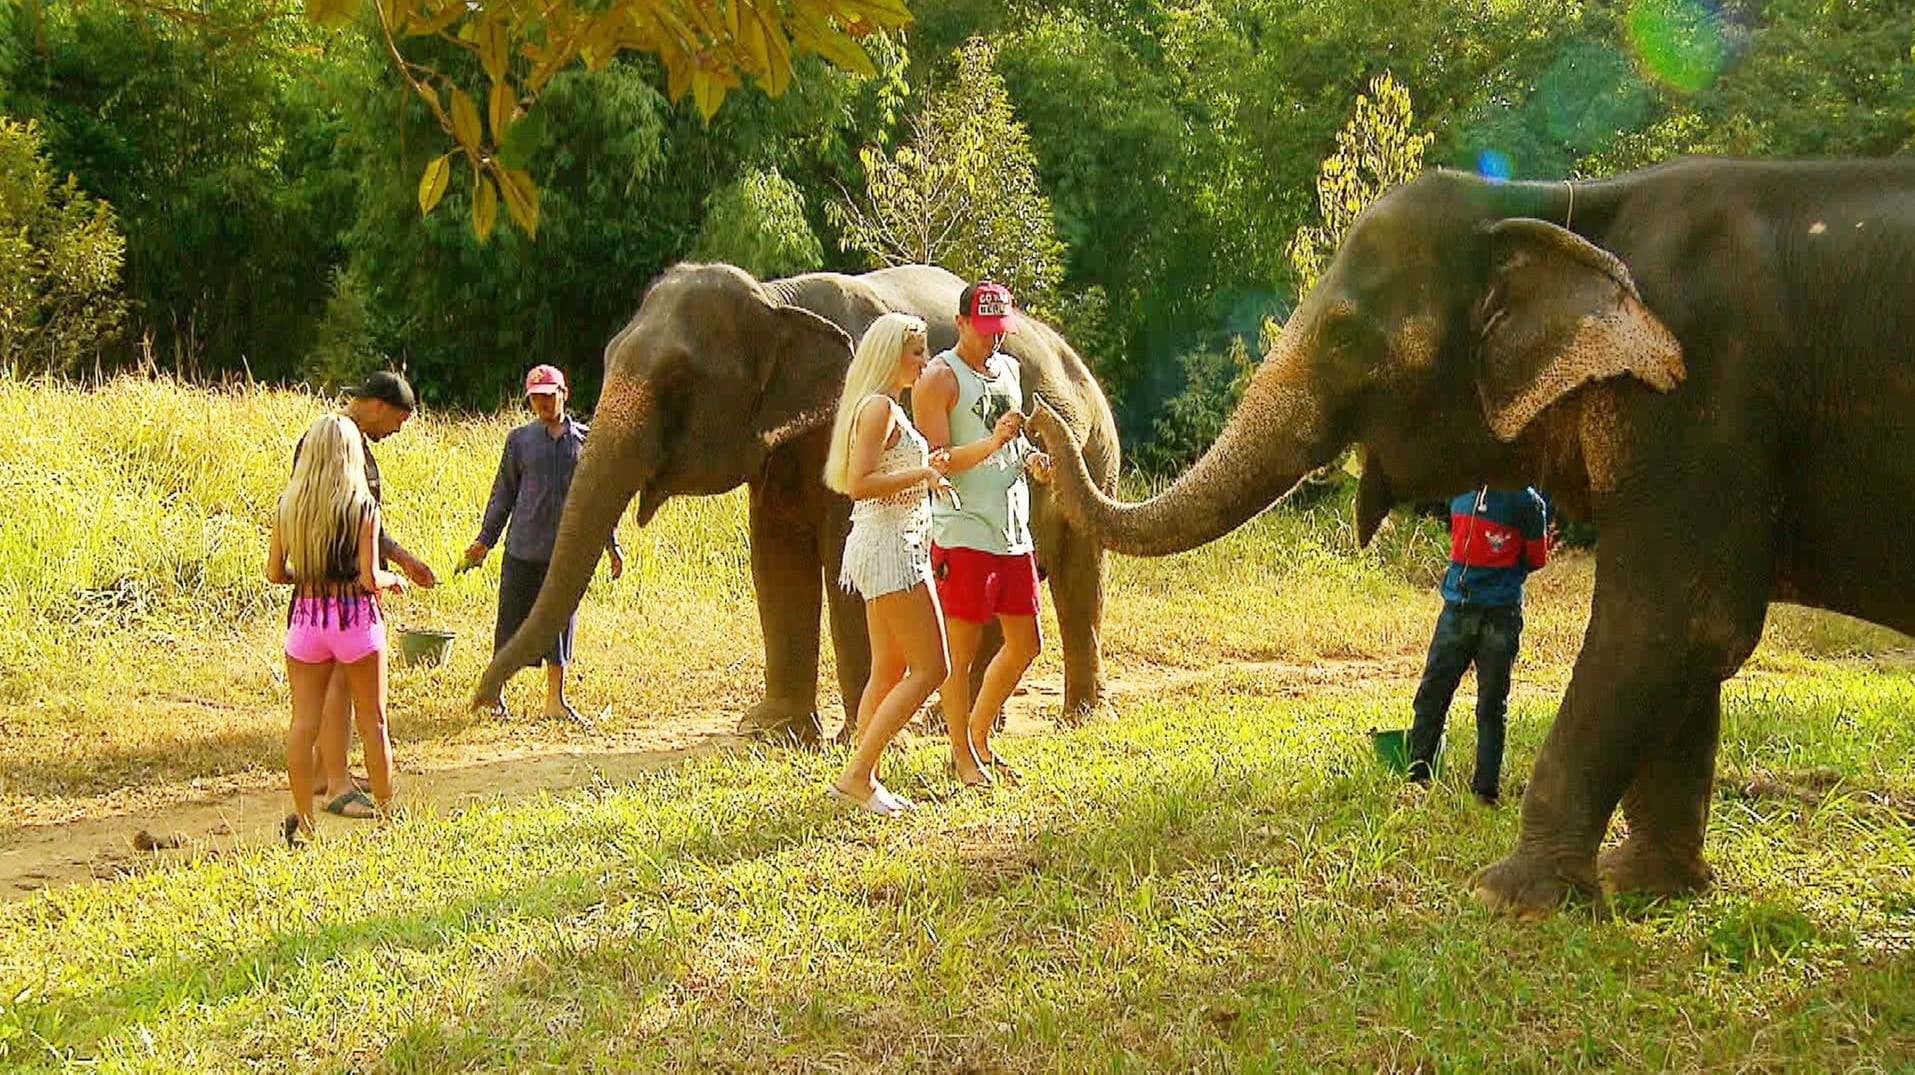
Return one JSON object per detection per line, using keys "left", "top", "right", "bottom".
{"left": 301, "top": 266, "right": 383, "bottom": 390}
{"left": 0, "top": 0, "right": 358, "bottom": 378}
{"left": 690, "top": 166, "right": 825, "bottom": 278}
{"left": 829, "top": 37, "right": 1064, "bottom": 305}
{"left": 1135, "top": 335, "right": 1254, "bottom": 475}
{"left": 1286, "top": 72, "right": 1432, "bottom": 300}
{"left": 0, "top": 116, "right": 125, "bottom": 373}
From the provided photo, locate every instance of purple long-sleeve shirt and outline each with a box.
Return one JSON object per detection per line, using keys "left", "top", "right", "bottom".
{"left": 476, "top": 416, "right": 620, "bottom": 563}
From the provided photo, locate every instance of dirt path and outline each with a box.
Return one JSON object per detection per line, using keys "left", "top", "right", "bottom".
{"left": 0, "top": 656, "right": 1417, "bottom": 900}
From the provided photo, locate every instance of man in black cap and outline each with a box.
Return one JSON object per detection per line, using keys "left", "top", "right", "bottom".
{"left": 298, "top": 370, "right": 439, "bottom": 818}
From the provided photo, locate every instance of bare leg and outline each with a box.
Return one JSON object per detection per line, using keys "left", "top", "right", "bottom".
{"left": 542, "top": 662, "right": 582, "bottom": 722}
{"left": 837, "top": 584, "right": 949, "bottom": 800}
{"left": 970, "top": 612, "right": 1040, "bottom": 765}
{"left": 851, "top": 623, "right": 907, "bottom": 785}
{"left": 339, "top": 649, "right": 395, "bottom": 811}
{"left": 314, "top": 665, "right": 354, "bottom": 799}
{"left": 941, "top": 617, "right": 990, "bottom": 784}
{"left": 285, "top": 657, "right": 334, "bottom": 840}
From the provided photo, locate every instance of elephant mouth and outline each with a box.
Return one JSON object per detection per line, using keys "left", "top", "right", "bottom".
{"left": 1355, "top": 447, "right": 1397, "bottom": 547}
{"left": 636, "top": 482, "right": 668, "bottom": 526}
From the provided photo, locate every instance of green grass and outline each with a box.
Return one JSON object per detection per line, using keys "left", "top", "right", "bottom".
{"left": 3, "top": 376, "right": 1913, "bottom": 1070}
{"left": 3, "top": 678, "right": 1912, "bottom": 1070}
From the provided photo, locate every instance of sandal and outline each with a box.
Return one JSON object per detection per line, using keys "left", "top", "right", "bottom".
{"left": 829, "top": 782, "right": 902, "bottom": 816}
{"left": 323, "top": 788, "right": 378, "bottom": 819}
{"left": 282, "top": 814, "right": 309, "bottom": 849}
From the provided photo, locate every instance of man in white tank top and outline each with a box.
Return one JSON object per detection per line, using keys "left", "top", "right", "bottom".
{"left": 913, "top": 280, "right": 1050, "bottom": 788}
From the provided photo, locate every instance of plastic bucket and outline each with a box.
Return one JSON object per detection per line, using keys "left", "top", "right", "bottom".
{"left": 1370, "top": 728, "right": 1440, "bottom": 775}
{"left": 396, "top": 628, "right": 455, "bottom": 668}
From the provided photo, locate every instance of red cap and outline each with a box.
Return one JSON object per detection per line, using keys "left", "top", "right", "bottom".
{"left": 960, "top": 281, "right": 1018, "bottom": 335}
{"left": 524, "top": 364, "right": 566, "bottom": 396}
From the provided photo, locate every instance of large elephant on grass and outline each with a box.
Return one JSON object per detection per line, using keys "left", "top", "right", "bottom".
{"left": 475, "top": 263, "right": 1120, "bottom": 743}
{"left": 1031, "top": 158, "right": 1915, "bottom": 917}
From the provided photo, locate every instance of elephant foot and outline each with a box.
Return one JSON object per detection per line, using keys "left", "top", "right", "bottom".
{"left": 1472, "top": 848, "right": 1605, "bottom": 921}
{"left": 737, "top": 700, "right": 823, "bottom": 747}
{"left": 1598, "top": 837, "right": 1712, "bottom": 898}
{"left": 1054, "top": 694, "right": 1111, "bottom": 729}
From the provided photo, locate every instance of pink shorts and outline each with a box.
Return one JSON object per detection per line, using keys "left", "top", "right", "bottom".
{"left": 285, "top": 595, "right": 385, "bottom": 665}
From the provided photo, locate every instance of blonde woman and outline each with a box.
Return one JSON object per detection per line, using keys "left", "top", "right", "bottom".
{"left": 266, "top": 413, "right": 405, "bottom": 845}
{"left": 823, "top": 312, "right": 954, "bottom": 815}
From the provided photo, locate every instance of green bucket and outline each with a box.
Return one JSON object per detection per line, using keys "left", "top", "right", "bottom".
{"left": 1370, "top": 728, "right": 1440, "bottom": 775}
{"left": 396, "top": 628, "right": 455, "bottom": 668}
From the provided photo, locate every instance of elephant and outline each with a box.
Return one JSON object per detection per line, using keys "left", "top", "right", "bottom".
{"left": 474, "top": 263, "right": 1121, "bottom": 744}
{"left": 1030, "top": 157, "right": 1915, "bottom": 917}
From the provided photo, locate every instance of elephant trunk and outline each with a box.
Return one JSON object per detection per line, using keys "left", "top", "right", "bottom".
{"left": 471, "top": 375, "right": 657, "bottom": 707}
{"left": 1038, "top": 330, "right": 1332, "bottom": 557}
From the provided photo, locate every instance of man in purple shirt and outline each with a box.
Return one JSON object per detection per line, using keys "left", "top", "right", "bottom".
{"left": 464, "top": 365, "right": 623, "bottom": 724}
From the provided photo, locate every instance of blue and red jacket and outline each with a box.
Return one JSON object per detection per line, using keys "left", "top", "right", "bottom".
{"left": 1440, "top": 487, "right": 1549, "bottom": 608}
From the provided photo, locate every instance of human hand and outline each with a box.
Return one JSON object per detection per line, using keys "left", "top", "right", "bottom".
{"left": 607, "top": 548, "right": 625, "bottom": 581}
{"left": 399, "top": 552, "right": 438, "bottom": 589}
{"left": 992, "top": 410, "right": 1024, "bottom": 446}
{"left": 927, "top": 448, "right": 953, "bottom": 475}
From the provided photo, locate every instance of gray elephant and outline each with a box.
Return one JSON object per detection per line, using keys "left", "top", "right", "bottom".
{"left": 1031, "top": 158, "right": 1915, "bottom": 917}
{"left": 475, "top": 263, "right": 1120, "bottom": 743}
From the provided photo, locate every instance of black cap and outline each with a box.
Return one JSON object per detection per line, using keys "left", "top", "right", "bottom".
{"left": 345, "top": 370, "right": 417, "bottom": 412}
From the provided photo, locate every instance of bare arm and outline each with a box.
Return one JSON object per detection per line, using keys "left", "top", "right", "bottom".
{"left": 845, "top": 396, "right": 937, "bottom": 501}
{"left": 912, "top": 359, "right": 1017, "bottom": 474}
{"left": 359, "top": 511, "right": 406, "bottom": 594}
{"left": 265, "top": 521, "right": 291, "bottom": 585}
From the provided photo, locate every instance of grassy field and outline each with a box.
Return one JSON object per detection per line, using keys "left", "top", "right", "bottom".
{"left": 2, "top": 378, "right": 1912, "bottom": 1070}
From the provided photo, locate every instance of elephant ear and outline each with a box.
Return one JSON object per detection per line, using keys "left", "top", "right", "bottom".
{"left": 1474, "top": 219, "right": 1686, "bottom": 442}
{"left": 751, "top": 302, "right": 855, "bottom": 447}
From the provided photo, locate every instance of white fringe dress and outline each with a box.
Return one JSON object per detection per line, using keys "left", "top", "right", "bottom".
{"left": 839, "top": 397, "right": 935, "bottom": 600}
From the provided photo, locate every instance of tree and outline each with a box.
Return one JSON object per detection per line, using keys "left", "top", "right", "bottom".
{"left": 828, "top": 37, "right": 1064, "bottom": 306}
{"left": 1285, "top": 71, "right": 1431, "bottom": 300}
{"left": 0, "top": 117, "right": 126, "bottom": 373}
{"left": 691, "top": 166, "right": 825, "bottom": 278}
{"left": 302, "top": 0, "right": 914, "bottom": 243}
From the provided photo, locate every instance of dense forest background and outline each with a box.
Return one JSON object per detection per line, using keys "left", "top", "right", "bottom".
{"left": 1, "top": 0, "right": 1909, "bottom": 468}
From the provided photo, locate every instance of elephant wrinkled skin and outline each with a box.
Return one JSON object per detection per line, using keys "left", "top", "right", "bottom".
{"left": 1031, "top": 158, "right": 1915, "bottom": 917}
{"left": 474, "top": 263, "right": 1120, "bottom": 744}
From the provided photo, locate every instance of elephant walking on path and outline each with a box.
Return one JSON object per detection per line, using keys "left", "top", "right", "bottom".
{"left": 1031, "top": 158, "right": 1915, "bottom": 917}
{"left": 475, "top": 264, "right": 1120, "bottom": 744}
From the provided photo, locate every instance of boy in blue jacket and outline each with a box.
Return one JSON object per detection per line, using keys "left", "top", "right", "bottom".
{"left": 1406, "top": 485, "right": 1549, "bottom": 805}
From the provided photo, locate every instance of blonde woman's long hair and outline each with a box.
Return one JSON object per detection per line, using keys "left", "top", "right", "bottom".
{"left": 823, "top": 311, "right": 927, "bottom": 495}
{"left": 279, "top": 413, "right": 377, "bottom": 585}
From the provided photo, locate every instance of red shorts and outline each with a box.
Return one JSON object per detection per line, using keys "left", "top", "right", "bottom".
{"left": 932, "top": 544, "right": 1040, "bottom": 623}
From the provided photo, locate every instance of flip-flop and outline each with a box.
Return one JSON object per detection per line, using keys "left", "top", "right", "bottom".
{"left": 322, "top": 789, "right": 377, "bottom": 819}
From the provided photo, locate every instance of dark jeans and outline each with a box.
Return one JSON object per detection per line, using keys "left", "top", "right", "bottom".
{"left": 1407, "top": 602, "right": 1522, "bottom": 800}
{"left": 495, "top": 554, "right": 574, "bottom": 668}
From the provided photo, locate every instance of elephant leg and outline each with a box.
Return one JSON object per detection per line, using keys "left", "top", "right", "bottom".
{"left": 1599, "top": 678, "right": 1721, "bottom": 897}
{"left": 1045, "top": 528, "right": 1107, "bottom": 724}
{"left": 738, "top": 484, "right": 825, "bottom": 745}
{"left": 1476, "top": 492, "right": 1771, "bottom": 919}
{"left": 821, "top": 520, "right": 870, "bottom": 747}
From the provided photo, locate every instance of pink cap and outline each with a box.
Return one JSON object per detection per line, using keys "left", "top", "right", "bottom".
{"left": 524, "top": 364, "right": 567, "bottom": 396}
{"left": 961, "top": 281, "right": 1019, "bottom": 335}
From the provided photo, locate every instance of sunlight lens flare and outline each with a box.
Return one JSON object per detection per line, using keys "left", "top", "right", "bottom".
{"left": 1627, "top": 0, "right": 1728, "bottom": 93}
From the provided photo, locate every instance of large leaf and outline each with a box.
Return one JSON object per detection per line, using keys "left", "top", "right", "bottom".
{"left": 488, "top": 79, "right": 516, "bottom": 142}
{"left": 495, "top": 167, "right": 540, "bottom": 238}
{"left": 450, "top": 87, "right": 483, "bottom": 155}
{"left": 471, "top": 173, "right": 499, "bottom": 242}
{"left": 303, "top": 0, "right": 356, "bottom": 29}
{"left": 478, "top": 16, "right": 509, "bottom": 83}
{"left": 417, "top": 152, "right": 454, "bottom": 215}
